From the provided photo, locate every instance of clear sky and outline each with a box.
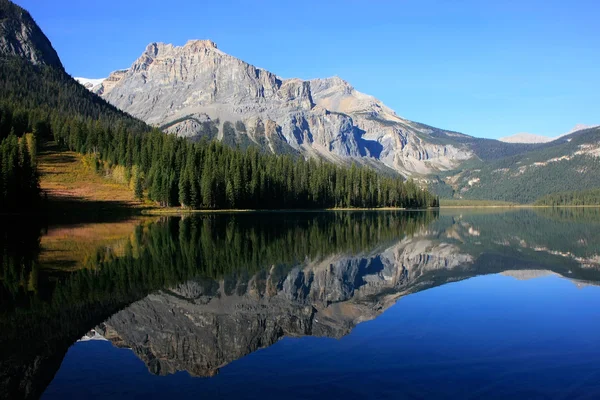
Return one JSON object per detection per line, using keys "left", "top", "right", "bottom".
{"left": 15, "top": 0, "right": 600, "bottom": 139}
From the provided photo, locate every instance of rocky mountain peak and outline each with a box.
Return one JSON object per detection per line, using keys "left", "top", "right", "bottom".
{"left": 185, "top": 39, "right": 218, "bottom": 49}
{"left": 142, "top": 39, "right": 220, "bottom": 59}
{"left": 0, "top": 0, "right": 63, "bottom": 69}
{"left": 87, "top": 38, "right": 475, "bottom": 176}
{"left": 310, "top": 76, "right": 353, "bottom": 93}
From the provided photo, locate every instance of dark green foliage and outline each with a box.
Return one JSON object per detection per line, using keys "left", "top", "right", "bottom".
{"left": 0, "top": 58, "right": 147, "bottom": 135}
{"left": 0, "top": 134, "right": 40, "bottom": 211}
{"left": 133, "top": 172, "right": 144, "bottom": 200}
{"left": 0, "top": 54, "right": 148, "bottom": 211}
{"left": 0, "top": 112, "right": 428, "bottom": 213}
{"left": 46, "top": 106, "right": 438, "bottom": 209}
{"left": 535, "top": 188, "right": 600, "bottom": 206}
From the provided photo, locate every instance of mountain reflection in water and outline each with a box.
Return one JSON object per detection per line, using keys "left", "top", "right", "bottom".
{"left": 2, "top": 209, "right": 600, "bottom": 399}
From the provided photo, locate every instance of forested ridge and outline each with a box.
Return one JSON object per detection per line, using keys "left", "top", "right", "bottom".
{"left": 0, "top": 133, "right": 39, "bottom": 210}
{"left": 430, "top": 126, "right": 600, "bottom": 204}
{"left": 0, "top": 56, "right": 439, "bottom": 210}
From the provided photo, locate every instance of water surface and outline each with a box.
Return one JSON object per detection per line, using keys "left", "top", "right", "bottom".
{"left": 2, "top": 209, "right": 600, "bottom": 399}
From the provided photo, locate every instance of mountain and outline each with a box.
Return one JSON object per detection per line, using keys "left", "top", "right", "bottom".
{"left": 436, "top": 126, "right": 600, "bottom": 203}
{"left": 1, "top": 0, "right": 437, "bottom": 211}
{"left": 499, "top": 133, "right": 554, "bottom": 144}
{"left": 0, "top": 0, "right": 147, "bottom": 134}
{"left": 86, "top": 38, "right": 600, "bottom": 201}
{"left": 74, "top": 77, "right": 104, "bottom": 90}
{"left": 565, "top": 124, "right": 599, "bottom": 136}
{"left": 88, "top": 40, "right": 483, "bottom": 176}
{"left": 499, "top": 124, "right": 599, "bottom": 144}
{"left": 0, "top": 0, "right": 62, "bottom": 69}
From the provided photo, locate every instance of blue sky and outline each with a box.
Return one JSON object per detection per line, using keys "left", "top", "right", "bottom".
{"left": 16, "top": 0, "right": 599, "bottom": 139}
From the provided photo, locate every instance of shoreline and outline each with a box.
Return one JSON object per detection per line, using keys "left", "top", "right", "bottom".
{"left": 4, "top": 204, "right": 600, "bottom": 219}
{"left": 143, "top": 207, "right": 414, "bottom": 215}
{"left": 439, "top": 205, "right": 600, "bottom": 209}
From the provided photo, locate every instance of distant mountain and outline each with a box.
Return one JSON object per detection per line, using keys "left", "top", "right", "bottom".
{"left": 499, "top": 133, "right": 554, "bottom": 144}
{"left": 437, "top": 126, "right": 600, "bottom": 203}
{"left": 499, "top": 124, "right": 598, "bottom": 144}
{"left": 565, "top": 124, "right": 599, "bottom": 135}
{"left": 74, "top": 77, "right": 104, "bottom": 90}
{"left": 0, "top": 0, "right": 62, "bottom": 69}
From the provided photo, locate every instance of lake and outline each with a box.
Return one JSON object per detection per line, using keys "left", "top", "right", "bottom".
{"left": 2, "top": 209, "right": 600, "bottom": 399}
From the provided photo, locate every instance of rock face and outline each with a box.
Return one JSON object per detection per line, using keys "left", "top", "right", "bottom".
{"left": 96, "top": 235, "right": 474, "bottom": 377}
{"left": 0, "top": 0, "right": 63, "bottom": 69}
{"left": 92, "top": 39, "right": 473, "bottom": 176}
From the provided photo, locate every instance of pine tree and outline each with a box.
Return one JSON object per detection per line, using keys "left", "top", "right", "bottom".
{"left": 178, "top": 167, "right": 190, "bottom": 208}
{"left": 134, "top": 171, "right": 144, "bottom": 201}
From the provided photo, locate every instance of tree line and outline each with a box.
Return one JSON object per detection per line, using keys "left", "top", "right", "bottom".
{"left": 0, "top": 133, "right": 39, "bottom": 211}
{"left": 535, "top": 188, "right": 600, "bottom": 206}
{"left": 63, "top": 125, "right": 439, "bottom": 209}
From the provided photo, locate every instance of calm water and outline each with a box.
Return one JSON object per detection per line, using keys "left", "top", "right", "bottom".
{"left": 2, "top": 209, "right": 600, "bottom": 399}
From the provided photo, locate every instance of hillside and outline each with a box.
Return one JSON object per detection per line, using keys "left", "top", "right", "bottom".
{"left": 38, "top": 142, "right": 146, "bottom": 212}
{"left": 0, "top": 0, "right": 62, "bottom": 69}
{"left": 433, "top": 127, "right": 600, "bottom": 203}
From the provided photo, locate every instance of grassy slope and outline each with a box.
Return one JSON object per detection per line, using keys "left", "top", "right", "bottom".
{"left": 36, "top": 143, "right": 159, "bottom": 270}
{"left": 38, "top": 143, "right": 146, "bottom": 209}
